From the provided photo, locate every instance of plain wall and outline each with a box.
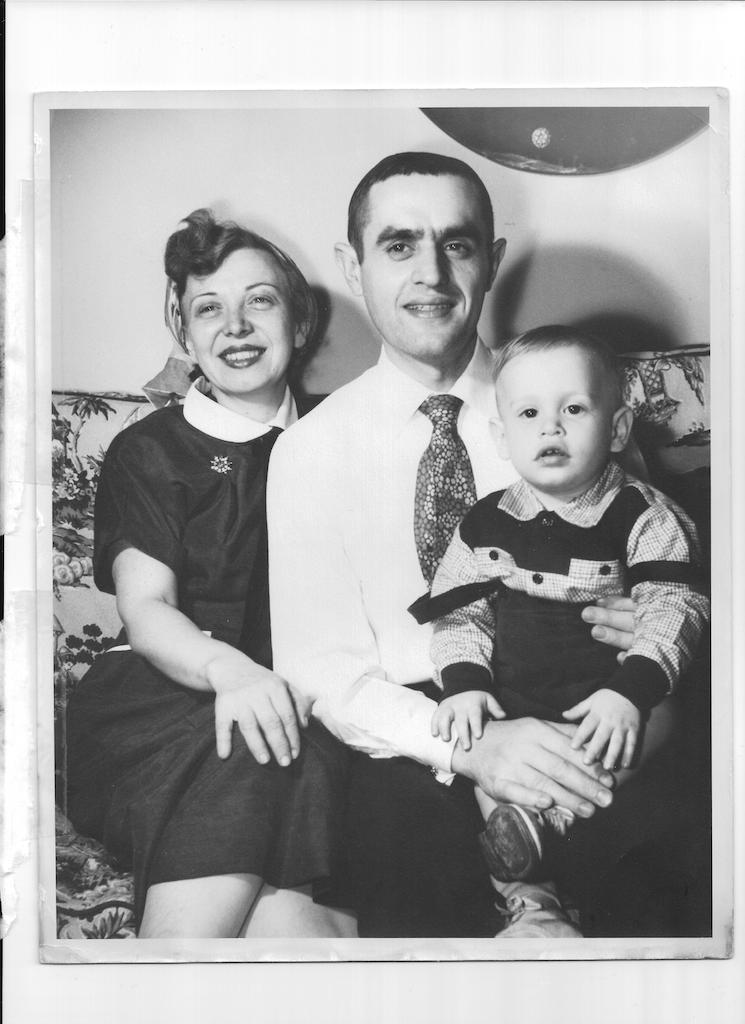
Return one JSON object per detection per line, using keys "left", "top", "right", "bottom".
{"left": 50, "top": 102, "right": 710, "bottom": 396}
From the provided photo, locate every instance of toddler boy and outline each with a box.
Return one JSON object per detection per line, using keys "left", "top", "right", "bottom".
{"left": 411, "top": 325, "right": 710, "bottom": 882}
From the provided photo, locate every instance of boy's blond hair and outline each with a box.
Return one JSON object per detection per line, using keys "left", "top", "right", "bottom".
{"left": 493, "top": 325, "right": 625, "bottom": 406}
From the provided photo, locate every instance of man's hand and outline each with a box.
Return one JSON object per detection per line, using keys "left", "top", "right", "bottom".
{"left": 431, "top": 690, "right": 504, "bottom": 750}
{"left": 582, "top": 595, "right": 637, "bottom": 663}
{"left": 450, "top": 717, "right": 615, "bottom": 819}
{"left": 563, "top": 688, "right": 641, "bottom": 770}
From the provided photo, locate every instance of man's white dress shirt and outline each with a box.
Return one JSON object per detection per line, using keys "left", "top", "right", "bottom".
{"left": 267, "top": 341, "right": 518, "bottom": 772}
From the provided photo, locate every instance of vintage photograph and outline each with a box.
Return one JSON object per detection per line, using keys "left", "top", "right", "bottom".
{"left": 34, "top": 89, "right": 730, "bottom": 963}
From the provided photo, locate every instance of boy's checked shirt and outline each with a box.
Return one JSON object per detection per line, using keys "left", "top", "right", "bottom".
{"left": 425, "top": 461, "right": 710, "bottom": 712}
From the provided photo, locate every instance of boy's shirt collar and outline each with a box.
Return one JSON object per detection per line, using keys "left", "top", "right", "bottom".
{"left": 500, "top": 460, "right": 625, "bottom": 526}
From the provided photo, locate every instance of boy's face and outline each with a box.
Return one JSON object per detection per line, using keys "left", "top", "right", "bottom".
{"left": 495, "top": 346, "right": 632, "bottom": 506}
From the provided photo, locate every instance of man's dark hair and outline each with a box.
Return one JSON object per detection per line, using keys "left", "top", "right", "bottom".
{"left": 347, "top": 151, "right": 495, "bottom": 260}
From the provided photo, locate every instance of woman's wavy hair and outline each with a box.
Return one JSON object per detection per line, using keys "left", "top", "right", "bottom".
{"left": 164, "top": 208, "right": 318, "bottom": 343}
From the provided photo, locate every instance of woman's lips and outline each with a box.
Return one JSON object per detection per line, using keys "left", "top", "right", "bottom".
{"left": 219, "top": 345, "right": 264, "bottom": 368}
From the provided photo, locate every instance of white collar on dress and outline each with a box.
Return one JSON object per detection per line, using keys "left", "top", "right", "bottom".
{"left": 374, "top": 339, "right": 499, "bottom": 436}
{"left": 182, "top": 377, "right": 297, "bottom": 442}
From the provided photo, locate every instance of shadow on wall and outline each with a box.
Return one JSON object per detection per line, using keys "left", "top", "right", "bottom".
{"left": 300, "top": 289, "right": 381, "bottom": 395}
{"left": 491, "top": 244, "right": 692, "bottom": 354}
{"left": 296, "top": 244, "right": 698, "bottom": 395}
{"left": 287, "top": 284, "right": 333, "bottom": 393}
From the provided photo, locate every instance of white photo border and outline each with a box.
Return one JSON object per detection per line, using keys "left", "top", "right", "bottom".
{"left": 34, "top": 86, "right": 731, "bottom": 964}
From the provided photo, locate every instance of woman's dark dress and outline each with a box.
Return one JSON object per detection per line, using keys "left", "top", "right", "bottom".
{"left": 65, "top": 394, "right": 347, "bottom": 925}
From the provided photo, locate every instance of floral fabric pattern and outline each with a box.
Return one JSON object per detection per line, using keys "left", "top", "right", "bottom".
{"left": 53, "top": 392, "right": 150, "bottom": 938}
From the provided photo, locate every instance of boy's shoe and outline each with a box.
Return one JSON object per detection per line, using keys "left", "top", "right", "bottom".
{"left": 479, "top": 802, "right": 544, "bottom": 881}
{"left": 494, "top": 879, "right": 583, "bottom": 938}
{"left": 479, "top": 802, "right": 576, "bottom": 882}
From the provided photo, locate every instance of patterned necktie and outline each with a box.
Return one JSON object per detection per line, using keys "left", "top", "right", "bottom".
{"left": 414, "top": 395, "right": 477, "bottom": 587}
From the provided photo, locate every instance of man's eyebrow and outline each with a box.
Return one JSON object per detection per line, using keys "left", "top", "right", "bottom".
{"left": 437, "top": 221, "right": 485, "bottom": 242}
{"left": 374, "top": 226, "right": 423, "bottom": 248}
{"left": 374, "top": 222, "right": 486, "bottom": 248}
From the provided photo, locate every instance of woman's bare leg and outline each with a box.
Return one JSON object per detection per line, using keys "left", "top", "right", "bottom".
{"left": 139, "top": 873, "right": 264, "bottom": 938}
{"left": 242, "top": 884, "right": 357, "bottom": 938}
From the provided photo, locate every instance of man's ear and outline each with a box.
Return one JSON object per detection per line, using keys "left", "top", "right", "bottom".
{"left": 334, "top": 242, "right": 364, "bottom": 297}
{"left": 487, "top": 238, "right": 507, "bottom": 289}
{"left": 610, "top": 404, "right": 635, "bottom": 453}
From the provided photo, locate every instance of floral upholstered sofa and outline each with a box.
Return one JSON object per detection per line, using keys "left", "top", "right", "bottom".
{"left": 53, "top": 391, "right": 152, "bottom": 939}
{"left": 52, "top": 345, "right": 712, "bottom": 939}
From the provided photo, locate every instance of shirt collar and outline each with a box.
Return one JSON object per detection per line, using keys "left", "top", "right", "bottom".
{"left": 500, "top": 460, "right": 625, "bottom": 526}
{"left": 183, "top": 377, "right": 297, "bottom": 442}
{"left": 375, "top": 338, "right": 498, "bottom": 435}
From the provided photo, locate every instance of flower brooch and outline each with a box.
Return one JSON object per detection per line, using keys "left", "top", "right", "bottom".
{"left": 210, "top": 455, "right": 233, "bottom": 475}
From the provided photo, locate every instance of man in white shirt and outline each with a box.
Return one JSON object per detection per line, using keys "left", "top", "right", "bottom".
{"left": 268, "top": 152, "right": 641, "bottom": 937}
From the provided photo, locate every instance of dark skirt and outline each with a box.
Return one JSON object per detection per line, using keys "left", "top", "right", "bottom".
{"left": 65, "top": 651, "right": 349, "bottom": 926}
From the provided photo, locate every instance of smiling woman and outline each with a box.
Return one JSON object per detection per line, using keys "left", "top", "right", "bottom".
{"left": 164, "top": 209, "right": 317, "bottom": 419}
{"left": 63, "top": 209, "right": 354, "bottom": 940}
{"left": 180, "top": 247, "right": 305, "bottom": 419}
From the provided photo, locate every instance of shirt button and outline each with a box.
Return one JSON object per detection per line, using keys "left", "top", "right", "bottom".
{"left": 599, "top": 564, "right": 611, "bottom": 576}
{"left": 533, "top": 573, "right": 543, "bottom": 584}
{"left": 489, "top": 550, "right": 499, "bottom": 560}
{"left": 540, "top": 513, "right": 554, "bottom": 527}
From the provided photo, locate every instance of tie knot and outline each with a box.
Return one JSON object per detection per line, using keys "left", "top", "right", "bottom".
{"left": 419, "top": 394, "right": 464, "bottom": 431}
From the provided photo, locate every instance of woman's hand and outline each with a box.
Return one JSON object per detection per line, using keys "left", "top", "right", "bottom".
{"left": 113, "top": 549, "right": 310, "bottom": 767}
{"left": 208, "top": 653, "right": 305, "bottom": 765}
{"left": 581, "top": 595, "right": 637, "bottom": 663}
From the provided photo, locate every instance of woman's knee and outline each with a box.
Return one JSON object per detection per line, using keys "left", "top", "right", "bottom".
{"left": 139, "top": 873, "right": 264, "bottom": 938}
{"left": 242, "top": 884, "right": 358, "bottom": 938}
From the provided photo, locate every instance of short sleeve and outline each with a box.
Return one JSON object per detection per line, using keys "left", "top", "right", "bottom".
{"left": 93, "top": 425, "right": 187, "bottom": 593}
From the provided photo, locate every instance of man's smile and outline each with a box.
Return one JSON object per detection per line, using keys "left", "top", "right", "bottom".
{"left": 403, "top": 299, "right": 456, "bottom": 318}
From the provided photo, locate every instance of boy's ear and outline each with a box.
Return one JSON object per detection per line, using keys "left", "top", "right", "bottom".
{"left": 610, "top": 404, "right": 635, "bottom": 453}
{"left": 334, "top": 242, "right": 364, "bottom": 297}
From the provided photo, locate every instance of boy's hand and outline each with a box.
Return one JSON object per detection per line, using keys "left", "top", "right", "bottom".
{"left": 562, "top": 688, "right": 641, "bottom": 770}
{"left": 432, "top": 690, "right": 505, "bottom": 751}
